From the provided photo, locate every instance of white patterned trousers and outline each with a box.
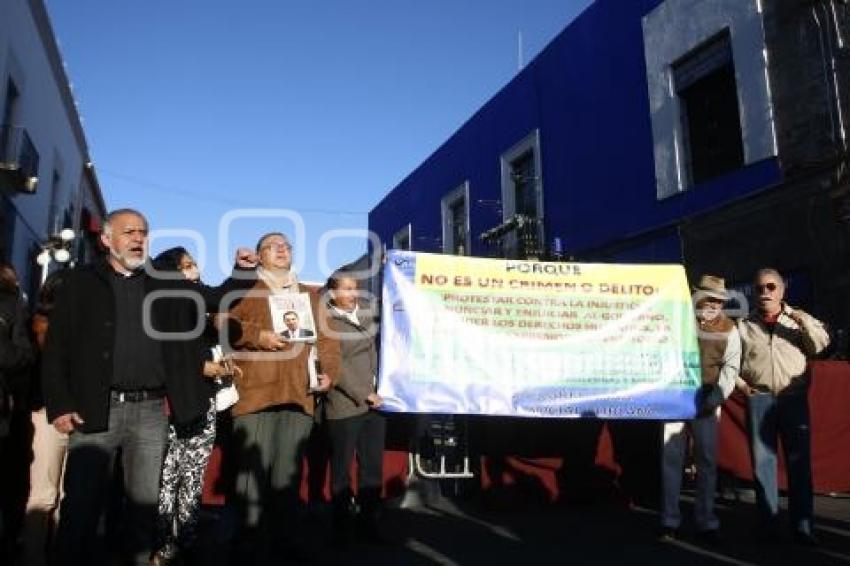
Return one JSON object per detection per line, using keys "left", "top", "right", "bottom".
{"left": 155, "top": 399, "right": 217, "bottom": 559}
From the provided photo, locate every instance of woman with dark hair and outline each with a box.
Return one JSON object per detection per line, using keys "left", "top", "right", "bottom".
{"left": 323, "top": 266, "right": 385, "bottom": 546}
{"left": 20, "top": 269, "right": 70, "bottom": 566}
{"left": 150, "top": 247, "right": 238, "bottom": 565}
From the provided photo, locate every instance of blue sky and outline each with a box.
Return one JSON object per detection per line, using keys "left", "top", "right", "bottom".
{"left": 46, "top": 0, "right": 593, "bottom": 283}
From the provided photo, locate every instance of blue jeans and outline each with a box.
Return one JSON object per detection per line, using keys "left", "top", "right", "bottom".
{"left": 661, "top": 409, "right": 721, "bottom": 531}
{"left": 746, "top": 392, "right": 813, "bottom": 535}
{"left": 53, "top": 398, "right": 168, "bottom": 565}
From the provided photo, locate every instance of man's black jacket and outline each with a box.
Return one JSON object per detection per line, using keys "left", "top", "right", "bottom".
{"left": 42, "top": 258, "right": 249, "bottom": 432}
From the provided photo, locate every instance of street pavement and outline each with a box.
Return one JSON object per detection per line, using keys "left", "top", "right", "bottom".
{"left": 194, "top": 487, "right": 850, "bottom": 565}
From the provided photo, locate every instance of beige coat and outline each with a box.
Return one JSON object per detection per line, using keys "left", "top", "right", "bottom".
{"left": 737, "top": 305, "right": 829, "bottom": 395}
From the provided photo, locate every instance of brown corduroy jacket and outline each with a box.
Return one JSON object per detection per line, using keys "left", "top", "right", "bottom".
{"left": 229, "top": 280, "right": 340, "bottom": 417}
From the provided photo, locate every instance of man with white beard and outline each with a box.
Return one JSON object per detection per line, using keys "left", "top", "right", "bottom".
{"left": 43, "top": 208, "right": 168, "bottom": 565}
{"left": 42, "top": 208, "right": 253, "bottom": 565}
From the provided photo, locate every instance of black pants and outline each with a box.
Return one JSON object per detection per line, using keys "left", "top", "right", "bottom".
{"left": 327, "top": 410, "right": 385, "bottom": 515}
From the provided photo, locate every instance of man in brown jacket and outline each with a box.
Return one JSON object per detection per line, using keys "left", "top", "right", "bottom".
{"left": 660, "top": 275, "right": 740, "bottom": 543}
{"left": 227, "top": 231, "right": 340, "bottom": 562}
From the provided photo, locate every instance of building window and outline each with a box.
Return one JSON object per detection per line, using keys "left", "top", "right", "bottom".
{"left": 501, "top": 131, "right": 542, "bottom": 220}
{"left": 500, "top": 130, "right": 544, "bottom": 258}
{"left": 642, "top": 0, "right": 776, "bottom": 199}
{"left": 511, "top": 152, "right": 537, "bottom": 218}
{"left": 674, "top": 31, "right": 744, "bottom": 186}
{"left": 392, "top": 223, "right": 411, "bottom": 251}
{"left": 1, "top": 79, "right": 20, "bottom": 127}
{"left": 48, "top": 168, "right": 61, "bottom": 234}
{"left": 441, "top": 182, "right": 469, "bottom": 256}
{"left": 0, "top": 79, "right": 20, "bottom": 161}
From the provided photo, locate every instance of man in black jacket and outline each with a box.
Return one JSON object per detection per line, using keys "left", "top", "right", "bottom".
{"left": 42, "top": 208, "right": 251, "bottom": 565}
{"left": 43, "top": 208, "right": 169, "bottom": 565}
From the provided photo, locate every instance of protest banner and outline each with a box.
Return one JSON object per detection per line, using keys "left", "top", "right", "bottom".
{"left": 378, "top": 250, "right": 700, "bottom": 419}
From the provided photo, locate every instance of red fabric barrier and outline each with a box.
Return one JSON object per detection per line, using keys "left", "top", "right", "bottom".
{"left": 202, "top": 420, "right": 413, "bottom": 505}
{"left": 202, "top": 363, "right": 849, "bottom": 506}
{"left": 807, "top": 361, "right": 850, "bottom": 491}
{"left": 477, "top": 426, "right": 620, "bottom": 504}
{"left": 202, "top": 417, "right": 650, "bottom": 506}
{"left": 718, "top": 361, "right": 850, "bottom": 493}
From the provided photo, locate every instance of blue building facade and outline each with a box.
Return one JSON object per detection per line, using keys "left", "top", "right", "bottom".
{"left": 1, "top": 0, "right": 108, "bottom": 299}
{"left": 369, "top": 0, "right": 850, "bottom": 332}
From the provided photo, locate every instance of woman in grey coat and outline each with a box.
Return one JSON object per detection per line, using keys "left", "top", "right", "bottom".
{"left": 323, "top": 267, "right": 385, "bottom": 546}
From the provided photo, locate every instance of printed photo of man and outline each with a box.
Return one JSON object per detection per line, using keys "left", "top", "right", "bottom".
{"left": 282, "top": 310, "right": 314, "bottom": 339}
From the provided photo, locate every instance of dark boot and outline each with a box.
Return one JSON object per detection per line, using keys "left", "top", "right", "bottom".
{"left": 356, "top": 490, "right": 389, "bottom": 546}
{"left": 331, "top": 493, "right": 356, "bottom": 549}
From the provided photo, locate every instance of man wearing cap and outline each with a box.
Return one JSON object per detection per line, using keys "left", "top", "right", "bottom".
{"left": 737, "top": 268, "right": 829, "bottom": 546}
{"left": 660, "top": 275, "right": 740, "bottom": 543}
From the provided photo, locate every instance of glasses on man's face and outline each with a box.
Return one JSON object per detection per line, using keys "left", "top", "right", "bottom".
{"left": 261, "top": 243, "right": 291, "bottom": 253}
{"left": 755, "top": 282, "right": 778, "bottom": 293}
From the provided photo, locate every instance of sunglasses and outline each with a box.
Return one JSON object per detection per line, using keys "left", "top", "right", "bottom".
{"left": 755, "top": 283, "right": 778, "bottom": 293}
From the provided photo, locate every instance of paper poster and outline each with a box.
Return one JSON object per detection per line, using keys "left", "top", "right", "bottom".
{"left": 268, "top": 292, "right": 319, "bottom": 389}
{"left": 378, "top": 251, "right": 701, "bottom": 420}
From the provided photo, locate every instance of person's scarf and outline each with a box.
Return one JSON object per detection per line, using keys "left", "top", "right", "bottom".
{"left": 256, "top": 267, "right": 299, "bottom": 294}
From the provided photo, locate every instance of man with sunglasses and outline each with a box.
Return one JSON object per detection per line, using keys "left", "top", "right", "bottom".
{"left": 736, "top": 268, "right": 829, "bottom": 546}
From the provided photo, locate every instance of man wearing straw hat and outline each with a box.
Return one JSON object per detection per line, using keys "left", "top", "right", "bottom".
{"left": 660, "top": 275, "right": 740, "bottom": 543}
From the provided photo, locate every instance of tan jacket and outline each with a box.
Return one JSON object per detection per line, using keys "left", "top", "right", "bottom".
{"left": 737, "top": 305, "right": 829, "bottom": 395}
{"left": 229, "top": 280, "right": 340, "bottom": 417}
{"left": 323, "top": 300, "right": 379, "bottom": 421}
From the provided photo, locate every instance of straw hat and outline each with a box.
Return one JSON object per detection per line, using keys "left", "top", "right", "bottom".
{"left": 692, "top": 274, "right": 728, "bottom": 301}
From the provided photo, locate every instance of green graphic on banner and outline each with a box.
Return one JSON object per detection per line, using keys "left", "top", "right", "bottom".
{"left": 379, "top": 251, "right": 702, "bottom": 419}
